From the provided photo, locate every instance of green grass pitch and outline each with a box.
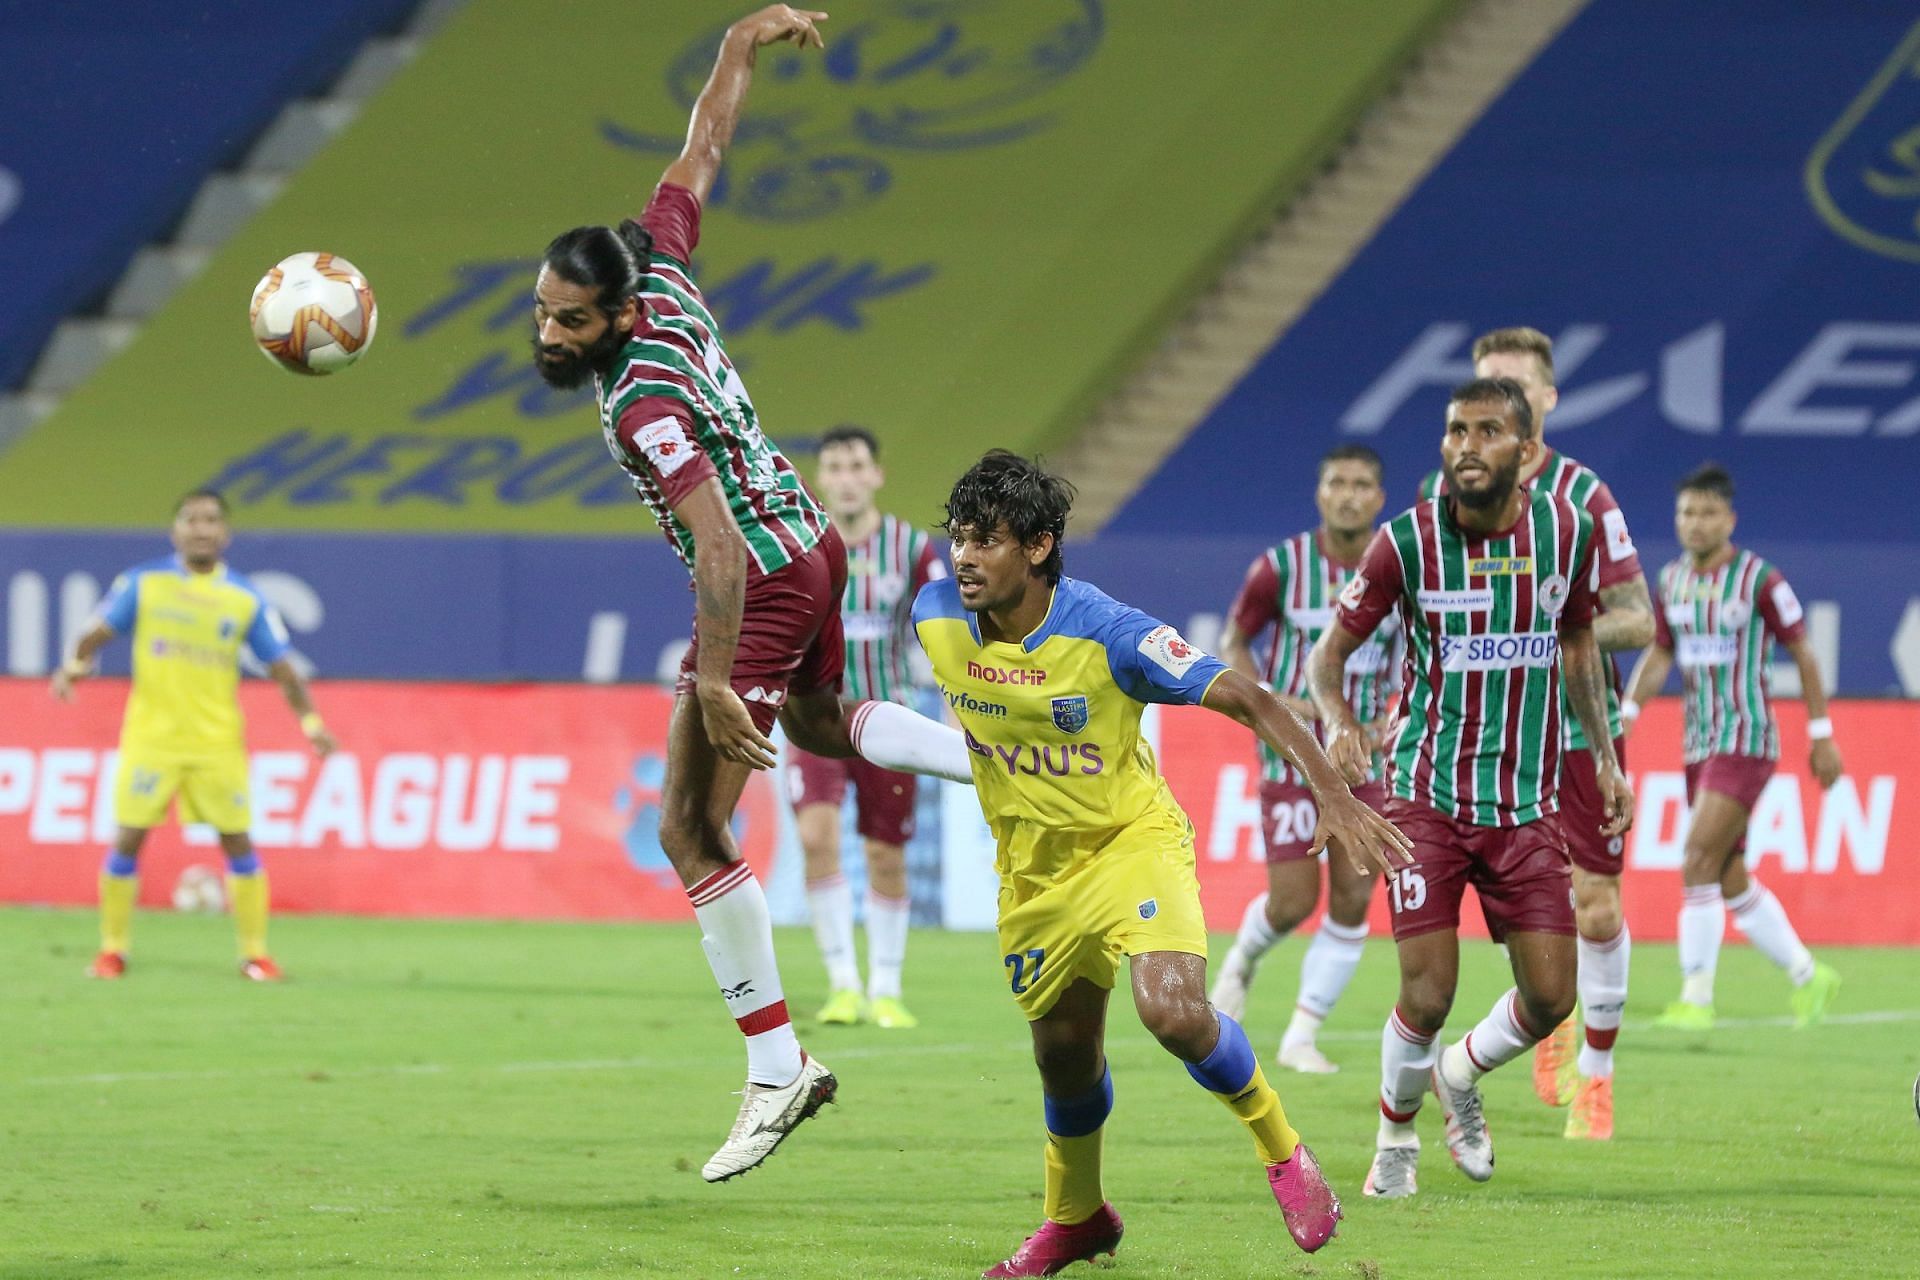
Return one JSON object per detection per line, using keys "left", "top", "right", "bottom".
{"left": 4, "top": 907, "right": 1916, "bottom": 1278}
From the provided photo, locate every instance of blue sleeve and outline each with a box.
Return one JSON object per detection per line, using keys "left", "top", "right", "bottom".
{"left": 912, "top": 577, "right": 964, "bottom": 627}
{"left": 1100, "top": 605, "right": 1228, "bottom": 707}
{"left": 244, "top": 598, "right": 292, "bottom": 664}
{"left": 98, "top": 572, "right": 139, "bottom": 633}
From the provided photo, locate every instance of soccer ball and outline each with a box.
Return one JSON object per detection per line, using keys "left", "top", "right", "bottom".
{"left": 171, "top": 864, "right": 227, "bottom": 914}
{"left": 249, "top": 252, "right": 378, "bottom": 375}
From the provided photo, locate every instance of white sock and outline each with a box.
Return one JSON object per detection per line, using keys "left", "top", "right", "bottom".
{"left": 806, "top": 873, "right": 859, "bottom": 993}
{"left": 1443, "top": 988, "right": 1541, "bottom": 1086}
{"left": 1224, "top": 892, "right": 1281, "bottom": 980}
{"left": 1378, "top": 1006, "right": 1437, "bottom": 1143}
{"left": 1727, "top": 880, "right": 1816, "bottom": 986}
{"left": 850, "top": 701, "right": 973, "bottom": 784}
{"left": 1287, "top": 918, "right": 1368, "bottom": 1047}
{"left": 1576, "top": 925, "right": 1630, "bottom": 1079}
{"left": 1678, "top": 884, "right": 1725, "bottom": 1006}
{"left": 865, "top": 889, "right": 911, "bottom": 1001}
{"left": 688, "top": 863, "right": 803, "bottom": 1087}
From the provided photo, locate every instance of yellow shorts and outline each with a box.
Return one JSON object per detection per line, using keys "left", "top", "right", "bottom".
{"left": 114, "top": 747, "right": 251, "bottom": 834}
{"left": 995, "top": 808, "right": 1209, "bottom": 1019}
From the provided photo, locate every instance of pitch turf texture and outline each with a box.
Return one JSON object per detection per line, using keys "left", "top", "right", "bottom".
{"left": 5, "top": 909, "right": 1915, "bottom": 1278}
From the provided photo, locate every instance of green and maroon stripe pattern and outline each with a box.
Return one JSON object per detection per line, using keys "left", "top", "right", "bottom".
{"left": 1659, "top": 550, "right": 1786, "bottom": 763}
{"left": 842, "top": 514, "right": 939, "bottom": 704}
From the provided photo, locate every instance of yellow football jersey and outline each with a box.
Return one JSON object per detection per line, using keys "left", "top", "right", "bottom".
{"left": 913, "top": 576, "right": 1228, "bottom": 884}
{"left": 97, "top": 555, "right": 291, "bottom": 755}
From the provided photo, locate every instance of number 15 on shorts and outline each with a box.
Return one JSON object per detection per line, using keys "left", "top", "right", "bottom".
{"left": 1388, "top": 868, "right": 1428, "bottom": 915}
{"left": 1004, "top": 948, "right": 1046, "bottom": 995}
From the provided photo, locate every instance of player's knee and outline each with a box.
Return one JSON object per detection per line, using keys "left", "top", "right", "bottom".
{"left": 1522, "top": 987, "right": 1576, "bottom": 1033}
{"left": 1326, "top": 883, "right": 1372, "bottom": 929}
{"left": 1680, "top": 843, "right": 1721, "bottom": 884}
{"left": 1263, "top": 894, "right": 1311, "bottom": 935}
{"left": 1138, "top": 996, "right": 1215, "bottom": 1060}
{"left": 1032, "top": 1038, "right": 1102, "bottom": 1094}
{"left": 1397, "top": 982, "right": 1453, "bottom": 1033}
{"left": 1576, "top": 897, "right": 1622, "bottom": 941}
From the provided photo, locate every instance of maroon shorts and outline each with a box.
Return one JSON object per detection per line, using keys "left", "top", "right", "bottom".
{"left": 786, "top": 746, "right": 918, "bottom": 845}
{"left": 1559, "top": 737, "right": 1627, "bottom": 876}
{"left": 676, "top": 527, "right": 847, "bottom": 734}
{"left": 1382, "top": 798, "right": 1574, "bottom": 943}
{"left": 1260, "top": 778, "right": 1390, "bottom": 864}
{"left": 1685, "top": 753, "right": 1776, "bottom": 812}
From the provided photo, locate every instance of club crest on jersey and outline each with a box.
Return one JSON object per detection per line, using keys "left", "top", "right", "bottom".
{"left": 218, "top": 618, "right": 236, "bottom": 641}
{"left": 1050, "top": 695, "right": 1090, "bottom": 735}
{"left": 1137, "top": 899, "right": 1158, "bottom": 920}
{"left": 1721, "top": 599, "right": 1751, "bottom": 631}
{"left": 1538, "top": 574, "right": 1570, "bottom": 618}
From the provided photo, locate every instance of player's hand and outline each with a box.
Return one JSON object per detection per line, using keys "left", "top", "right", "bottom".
{"left": 306, "top": 724, "right": 338, "bottom": 758}
{"left": 1308, "top": 787, "right": 1414, "bottom": 880}
{"left": 1596, "top": 760, "right": 1634, "bottom": 837}
{"left": 699, "top": 685, "right": 779, "bottom": 770}
{"left": 729, "top": 5, "right": 828, "bottom": 50}
{"left": 1324, "top": 719, "right": 1372, "bottom": 788}
{"left": 49, "top": 668, "right": 76, "bottom": 703}
{"left": 1365, "top": 713, "right": 1396, "bottom": 754}
{"left": 1809, "top": 738, "right": 1843, "bottom": 791}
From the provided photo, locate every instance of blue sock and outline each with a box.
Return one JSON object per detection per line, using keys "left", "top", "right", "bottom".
{"left": 1043, "top": 1065, "right": 1114, "bottom": 1137}
{"left": 1185, "top": 1009, "right": 1257, "bottom": 1094}
{"left": 104, "top": 851, "right": 138, "bottom": 878}
{"left": 225, "top": 849, "right": 261, "bottom": 875}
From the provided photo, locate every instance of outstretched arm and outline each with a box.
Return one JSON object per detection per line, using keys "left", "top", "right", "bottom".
{"left": 1204, "top": 668, "right": 1413, "bottom": 878}
{"left": 48, "top": 622, "right": 115, "bottom": 702}
{"left": 662, "top": 5, "right": 828, "bottom": 203}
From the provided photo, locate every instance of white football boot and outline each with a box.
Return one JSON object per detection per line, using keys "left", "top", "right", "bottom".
{"left": 701, "top": 1053, "right": 838, "bottom": 1183}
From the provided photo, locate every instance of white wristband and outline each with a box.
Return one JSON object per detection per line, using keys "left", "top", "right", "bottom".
{"left": 1807, "top": 717, "right": 1833, "bottom": 741}
{"left": 1620, "top": 699, "right": 1641, "bottom": 722}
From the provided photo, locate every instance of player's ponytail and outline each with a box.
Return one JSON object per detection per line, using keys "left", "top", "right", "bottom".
{"left": 542, "top": 221, "right": 652, "bottom": 314}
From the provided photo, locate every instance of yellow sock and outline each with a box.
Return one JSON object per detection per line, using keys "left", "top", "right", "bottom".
{"left": 99, "top": 871, "right": 138, "bottom": 955}
{"left": 227, "top": 871, "right": 270, "bottom": 960}
{"left": 1216, "top": 1063, "right": 1300, "bottom": 1165}
{"left": 1042, "top": 1129, "right": 1105, "bottom": 1226}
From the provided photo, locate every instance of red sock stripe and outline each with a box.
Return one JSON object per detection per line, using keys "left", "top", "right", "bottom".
{"left": 1726, "top": 886, "right": 1762, "bottom": 914}
{"left": 735, "top": 1000, "right": 791, "bottom": 1037}
{"left": 806, "top": 873, "right": 849, "bottom": 891}
{"left": 848, "top": 700, "right": 877, "bottom": 751}
{"left": 1380, "top": 1098, "right": 1421, "bottom": 1124}
{"left": 1390, "top": 1006, "right": 1437, "bottom": 1044}
{"left": 687, "top": 861, "right": 752, "bottom": 908}
{"left": 866, "top": 890, "right": 911, "bottom": 908}
{"left": 1583, "top": 926, "right": 1628, "bottom": 952}
{"left": 1585, "top": 1026, "right": 1620, "bottom": 1051}
{"left": 1463, "top": 1031, "right": 1495, "bottom": 1073}
{"left": 1509, "top": 992, "right": 1552, "bottom": 1044}
{"left": 1682, "top": 885, "right": 1721, "bottom": 904}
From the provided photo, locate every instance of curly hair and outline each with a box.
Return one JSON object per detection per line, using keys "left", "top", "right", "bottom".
{"left": 940, "top": 450, "right": 1076, "bottom": 585}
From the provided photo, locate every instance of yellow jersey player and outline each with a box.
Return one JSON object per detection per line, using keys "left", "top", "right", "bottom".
{"left": 914, "top": 452, "right": 1412, "bottom": 1277}
{"left": 51, "top": 489, "right": 336, "bottom": 981}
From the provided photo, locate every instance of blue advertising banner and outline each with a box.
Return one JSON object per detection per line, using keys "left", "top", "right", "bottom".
{"left": 1111, "top": 0, "right": 1920, "bottom": 694}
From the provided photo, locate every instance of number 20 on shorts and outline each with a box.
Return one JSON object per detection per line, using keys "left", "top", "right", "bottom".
{"left": 1004, "top": 947, "right": 1046, "bottom": 994}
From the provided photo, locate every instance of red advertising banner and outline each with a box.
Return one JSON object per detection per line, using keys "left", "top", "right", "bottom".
{"left": 0, "top": 679, "right": 779, "bottom": 920}
{"left": 1158, "top": 698, "right": 1914, "bottom": 946}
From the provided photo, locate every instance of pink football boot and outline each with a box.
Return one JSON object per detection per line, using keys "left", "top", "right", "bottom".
{"left": 982, "top": 1203, "right": 1124, "bottom": 1278}
{"left": 1268, "top": 1143, "right": 1342, "bottom": 1252}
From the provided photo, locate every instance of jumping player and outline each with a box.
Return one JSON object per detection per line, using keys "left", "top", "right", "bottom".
{"left": 790, "top": 426, "right": 946, "bottom": 1030}
{"left": 1624, "top": 464, "right": 1842, "bottom": 1030}
{"left": 529, "top": 5, "right": 971, "bottom": 1182}
{"left": 1210, "top": 444, "right": 1398, "bottom": 1074}
{"left": 1318, "top": 378, "right": 1632, "bottom": 1199}
{"left": 916, "top": 451, "right": 1414, "bottom": 1276}
{"left": 50, "top": 489, "right": 335, "bottom": 982}
{"left": 1418, "top": 327, "right": 1654, "bottom": 1139}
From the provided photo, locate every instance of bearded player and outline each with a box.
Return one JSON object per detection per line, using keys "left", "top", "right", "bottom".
{"left": 1417, "top": 327, "right": 1654, "bottom": 1139}
{"left": 1317, "top": 378, "right": 1631, "bottom": 1198}
{"left": 790, "top": 426, "right": 947, "bottom": 1030}
{"left": 1624, "top": 464, "right": 1842, "bottom": 1030}
{"left": 917, "top": 451, "right": 1414, "bottom": 1275}
{"left": 50, "top": 489, "right": 335, "bottom": 982}
{"left": 529, "top": 5, "right": 971, "bottom": 1182}
{"left": 1210, "top": 444, "right": 1398, "bottom": 1074}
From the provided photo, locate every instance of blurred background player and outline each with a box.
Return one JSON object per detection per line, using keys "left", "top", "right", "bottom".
{"left": 1418, "top": 327, "right": 1654, "bottom": 1140}
{"left": 1210, "top": 443, "right": 1398, "bottom": 1074}
{"left": 528, "top": 5, "right": 971, "bottom": 1182}
{"left": 1317, "top": 378, "right": 1631, "bottom": 1199}
{"left": 917, "top": 450, "right": 1413, "bottom": 1275}
{"left": 790, "top": 426, "right": 946, "bottom": 1030}
{"left": 1625, "top": 464, "right": 1842, "bottom": 1030}
{"left": 50, "top": 489, "right": 335, "bottom": 982}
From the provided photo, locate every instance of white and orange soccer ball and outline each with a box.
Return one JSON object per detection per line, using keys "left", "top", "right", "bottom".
{"left": 249, "top": 252, "right": 378, "bottom": 375}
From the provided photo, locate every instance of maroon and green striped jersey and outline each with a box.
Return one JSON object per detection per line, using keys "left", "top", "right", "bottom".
{"left": 1337, "top": 489, "right": 1598, "bottom": 827}
{"left": 1420, "top": 447, "right": 1642, "bottom": 749}
{"left": 841, "top": 514, "right": 946, "bottom": 704}
{"left": 1653, "top": 547, "right": 1806, "bottom": 764}
{"left": 1227, "top": 530, "right": 1400, "bottom": 785}
{"left": 594, "top": 183, "right": 827, "bottom": 576}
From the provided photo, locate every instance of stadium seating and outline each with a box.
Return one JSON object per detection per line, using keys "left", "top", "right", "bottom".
{"left": 0, "top": 1, "right": 420, "bottom": 389}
